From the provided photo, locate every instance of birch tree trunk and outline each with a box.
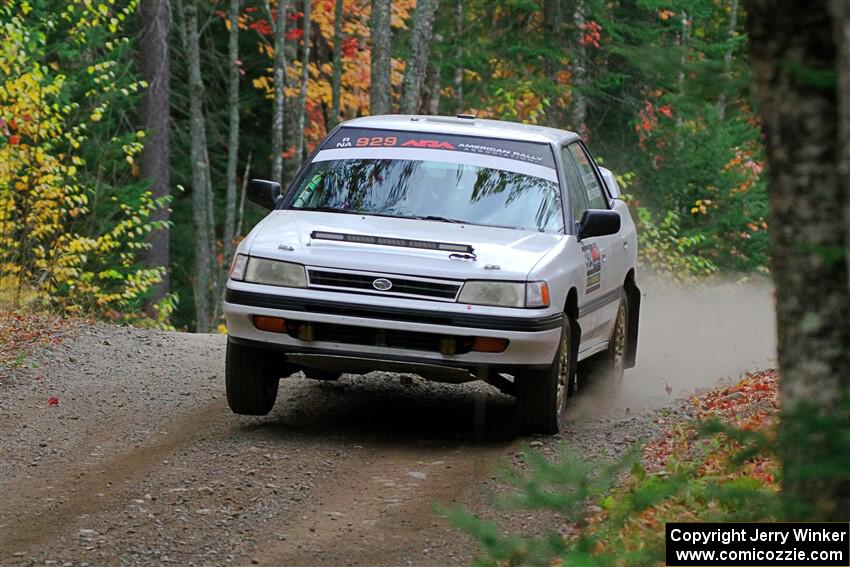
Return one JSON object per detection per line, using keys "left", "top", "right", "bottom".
{"left": 400, "top": 0, "right": 438, "bottom": 114}
{"left": 138, "top": 0, "right": 171, "bottom": 302}
{"left": 453, "top": 0, "right": 463, "bottom": 114}
{"left": 294, "top": 0, "right": 312, "bottom": 171}
{"left": 746, "top": 0, "right": 850, "bottom": 520}
{"left": 370, "top": 0, "right": 392, "bottom": 115}
{"left": 422, "top": 62, "right": 440, "bottom": 115}
{"left": 223, "top": 0, "right": 240, "bottom": 271}
{"left": 570, "top": 1, "right": 587, "bottom": 135}
{"left": 181, "top": 1, "right": 214, "bottom": 333}
{"left": 271, "top": 0, "right": 288, "bottom": 186}
{"left": 330, "top": 0, "right": 344, "bottom": 128}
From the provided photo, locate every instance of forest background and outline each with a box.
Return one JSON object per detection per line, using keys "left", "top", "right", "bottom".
{"left": 0, "top": 0, "right": 766, "bottom": 331}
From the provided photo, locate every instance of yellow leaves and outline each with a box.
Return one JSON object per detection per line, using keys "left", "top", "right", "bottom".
{"left": 1, "top": 5, "right": 165, "bottom": 322}
{"left": 690, "top": 199, "right": 712, "bottom": 215}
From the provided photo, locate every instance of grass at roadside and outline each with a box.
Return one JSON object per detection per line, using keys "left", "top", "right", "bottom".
{"left": 452, "top": 370, "right": 781, "bottom": 566}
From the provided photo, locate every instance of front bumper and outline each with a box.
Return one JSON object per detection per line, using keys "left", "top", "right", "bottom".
{"left": 223, "top": 284, "right": 563, "bottom": 378}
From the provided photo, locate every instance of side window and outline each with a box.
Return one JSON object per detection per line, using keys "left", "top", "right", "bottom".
{"left": 560, "top": 146, "right": 588, "bottom": 225}
{"left": 567, "top": 143, "right": 607, "bottom": 210}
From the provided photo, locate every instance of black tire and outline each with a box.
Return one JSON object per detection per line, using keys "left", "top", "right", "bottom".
{"left": 225, "top": 338, "right": 280, "bottom": 415}
{"left": 515, "top": 318, "right": 575, "bottom": 435}
{"left": 302, "top": 368, "right": 342, "bottom": 381}
{"left": 584, "top": 293, "right": 629, "bottom": 388}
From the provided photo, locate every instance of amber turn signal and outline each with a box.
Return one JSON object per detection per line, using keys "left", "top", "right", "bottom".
{"left": 253, "top": 315, "right": 287, "bottom": 333}
{"left": 471, "top": 337, "right": 509, "bottom": 353}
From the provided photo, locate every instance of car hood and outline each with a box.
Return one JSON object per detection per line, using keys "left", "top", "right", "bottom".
{"left": 247, "top": 210, "right": 564, "bottom": 280}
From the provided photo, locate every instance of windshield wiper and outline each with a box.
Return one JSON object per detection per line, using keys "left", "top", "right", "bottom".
{"left": 295, "top": 206, "right": 362, "bottom": 215}
{"left": 415, "top": 215, "right": 465, "bottom": 224}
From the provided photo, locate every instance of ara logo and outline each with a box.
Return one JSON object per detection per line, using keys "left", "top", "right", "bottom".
{"left": 401, "top": 139, "right": 456, "bottom": 150}
{"left": 372, "top": 278, "right": 393, "bottom": 291}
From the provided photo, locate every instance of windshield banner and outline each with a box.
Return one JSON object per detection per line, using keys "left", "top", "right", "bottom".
{"left": 321, "top": 127, "right": 557, "bottom": 169}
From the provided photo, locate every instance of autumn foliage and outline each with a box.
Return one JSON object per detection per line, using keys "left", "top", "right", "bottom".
{"left": 0, "top": 1, "right": 171, "bottom": 324}
{"left": 453, "top": 370, "right": 783, "bottom": 565}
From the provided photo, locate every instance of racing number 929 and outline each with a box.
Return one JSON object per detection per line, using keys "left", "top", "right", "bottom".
{"left": 356, "top": 136, "right": 398, "bottom": 147}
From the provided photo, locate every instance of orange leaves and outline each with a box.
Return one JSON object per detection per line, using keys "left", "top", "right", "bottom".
{"left": 0, "top": 309, "right": 77, "bottom": 382}
{"left": 579, "top": 20, "right": 603, "bottom": 49}
{"left": 697, "top": 370, "right": 779, "bottom": 427}
{"left": 249, "top": 0, "right": 415, "bottom": 147}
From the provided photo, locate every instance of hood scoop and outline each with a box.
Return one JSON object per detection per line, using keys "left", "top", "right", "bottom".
{"left": 310, "top": 230, "right": 475, "bottom": 255}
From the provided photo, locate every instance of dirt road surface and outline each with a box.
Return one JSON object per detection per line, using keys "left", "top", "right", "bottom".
{"left": 0, "top": 282, "right": 775, "bottom": 566}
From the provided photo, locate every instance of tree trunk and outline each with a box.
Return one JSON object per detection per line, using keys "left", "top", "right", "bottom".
{"left": 746, "top": 0, "right": 850, "bottom": 520}
{"left": 271, "top": 0, "right": 288, "bottom": 186}
{"left": 223, "top": 0, "right": 240, "bottom": 275}
{"left": 830, "top": 0, "right": 850, "bottom": 310}
{"left": 329, "top": 0, "right": 344, "bottom": 128}
{"left": 570, "top": 1, "right": 587, "bottom": 135}
{"left": 675, "top": 10, "right": 691, "bottom": 148}
{"left": 543, "top": 0, "right": 562, "bottom": 126}
{"left": 181, "top": 1, "right": 213, "bottom": 333}
{"left": 370, "top": 0, "right": 392, "bottom": 114}
{"left": 400, "top": 0, "right": 438, "bottom": 114}
{"left": 294, "top": 0, "right": 312, "bottom": 171}
{"left": 453, "top": 0, "right": 463, "bottom": 114}
{"left": 138, "top": 0, "right": 171, "bottom": 303}
{"left": 421, "top": 62, "right": 440, "bottom": 114}
{"left": 716, "top": 0, "right": 739, "bottom": 119}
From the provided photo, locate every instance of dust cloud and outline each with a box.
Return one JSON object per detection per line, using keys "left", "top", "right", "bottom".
{"left": 575, "top": 278, "right": 777, "bottom": 415}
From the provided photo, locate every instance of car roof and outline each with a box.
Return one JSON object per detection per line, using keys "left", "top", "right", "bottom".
{"left": 340, "top": 114, "right": 579, "bottom": 145}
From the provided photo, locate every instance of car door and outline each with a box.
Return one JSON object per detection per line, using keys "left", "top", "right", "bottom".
{"left": 559, "top": 144, "right": 602, "bottom": 352}
{"left": 563, "top": 143, "right": 619, "bottom": 351}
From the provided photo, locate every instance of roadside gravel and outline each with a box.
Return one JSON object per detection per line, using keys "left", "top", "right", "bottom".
{"left": 2, "top": 278, "right": 771, "bottom": 567}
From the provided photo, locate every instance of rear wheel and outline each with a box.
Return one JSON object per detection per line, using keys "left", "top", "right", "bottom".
{"left": 584, "top": 293, "right": 628, "bottom": 388}
{"left": 225, "top": 339, "right": 280, "bottom": 415}
{"left": 515, "top": 318, "right": 575, "bottom": 435}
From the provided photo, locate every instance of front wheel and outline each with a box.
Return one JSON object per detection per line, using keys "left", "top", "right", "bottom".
{"left": 225, "top": 339, "right": 280, "bottom": 415}
{"left": 584, "top": 293, "right": 629, "bottom": 388}
{"left": 515, "top": 317, "right": 575, "bottom": 435}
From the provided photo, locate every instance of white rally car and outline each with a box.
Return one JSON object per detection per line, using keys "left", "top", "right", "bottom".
{"left": 223, "top": 115, "right": 640, "bottom": 434}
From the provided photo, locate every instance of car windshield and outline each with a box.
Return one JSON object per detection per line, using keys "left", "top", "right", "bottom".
{"left": 287, "top": 158, "right": 564, "bottom": 233}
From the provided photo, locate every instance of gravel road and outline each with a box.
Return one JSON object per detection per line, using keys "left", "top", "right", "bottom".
{"left": 0, "top": 282, "right": 775, "bottom": 566}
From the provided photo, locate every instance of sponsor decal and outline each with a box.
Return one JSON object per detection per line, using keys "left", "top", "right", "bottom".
{"left": 400, "top": 139, "right": 456, "bottom": 149}
{"left": 582, "top": 242, "right": 602, "bottom": 294}
{"left": 323, "top": 127, "right": 557, "bottom": 168}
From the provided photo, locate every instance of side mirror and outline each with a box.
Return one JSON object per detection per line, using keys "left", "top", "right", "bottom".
{"left": 598, "top": 167, "right": 621, "bottom": 199}
{"left": 247, "top": 179, "right": 282, "bottom": 210}
{"left": 578, "top": 209, "right": 621, "bottom": 240}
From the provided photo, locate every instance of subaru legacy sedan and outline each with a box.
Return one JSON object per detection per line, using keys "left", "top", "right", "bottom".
{"left": 223, "top": 114, "right": 640, "bottom": 434}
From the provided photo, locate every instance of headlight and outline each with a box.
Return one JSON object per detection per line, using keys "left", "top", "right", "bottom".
{"left": 525, "top": 281, "right": 550, "bottom": 308}
{"left": 458, "top": 280, "right": 550, "bottom": 308}
{"left": 229, "top": 253, "right": 249, "bottom": 280}
{"left": 242, "top": 257, "right": 307, "bottom": 288}
{"left": 458, "top": 281, "right": 525, "bottom": 308}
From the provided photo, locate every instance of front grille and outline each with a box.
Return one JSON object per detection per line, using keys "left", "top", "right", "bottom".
{"left": 287, "top": 320, "right": 473, "bottom": 354}
{"left": 307, "top": 268, "right": 461, "bottom": 301}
